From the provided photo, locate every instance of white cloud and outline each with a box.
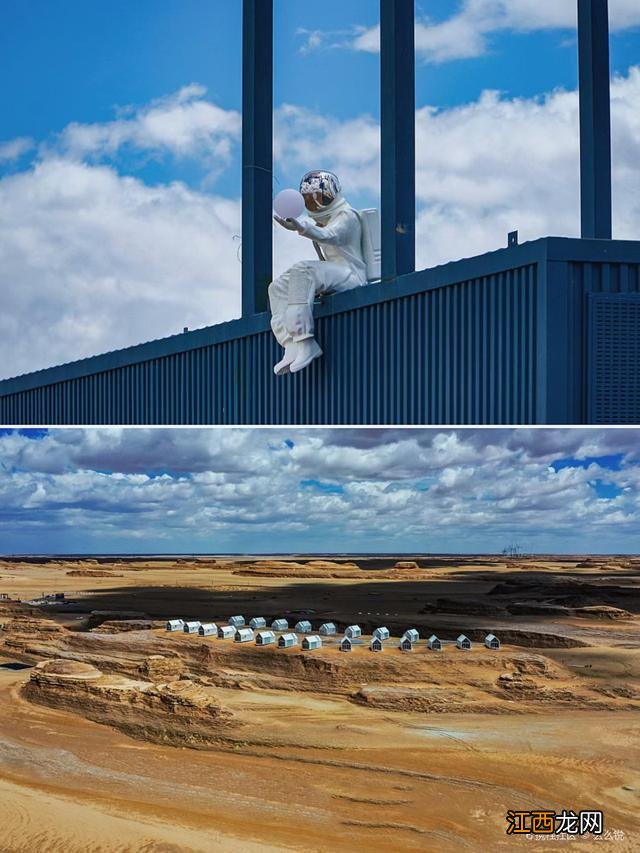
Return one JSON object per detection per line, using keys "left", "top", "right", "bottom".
{"left": 0, "top": 158, "right": 242, "bottom": 379}
{"left": 0, "top": 428, "right": 638, "bottom": 552}
{"left": 351, "top": 0, "right": 640, "bottom": 63}
{"left": 295, "top": 26, "right": 366, "bottom": 55}
{"left": 0, "top": 137, "right": 33, "bottom": 162}
{"left": 296, "top": 28, "right": 328, "bottom": 55}
{"left": 275, "top": 104, "right": 380, "bottom": 205}
{"left": 52, "top": 85, "right": 241, "bottom": 169}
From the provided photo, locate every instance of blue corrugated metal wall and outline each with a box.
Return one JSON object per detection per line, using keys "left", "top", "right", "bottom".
{"left": 589, "top": 293, "right": 640, "bottom": 423}
{"left": 538, "top": 249, "right": 640, "bottom": 423}
{"left": 1, "top": 237, "right": 639, "bottom": 425}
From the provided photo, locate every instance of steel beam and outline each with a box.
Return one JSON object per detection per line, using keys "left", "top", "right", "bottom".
{"left": 380, "top": 0, "right": 416, "bottom": 280}
{"left": 577, "top": 0, "right": 612, "bottom": 239}
{"left": 242, "top": 0, "right": 273, "bottom": 316}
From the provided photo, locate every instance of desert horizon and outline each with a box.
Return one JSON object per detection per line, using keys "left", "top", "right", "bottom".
{"left": 3, "top": 550, "right": 640, "bottom": 561}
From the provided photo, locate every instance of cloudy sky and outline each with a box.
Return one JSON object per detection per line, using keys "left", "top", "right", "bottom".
{"left": 0, "top": 427, "right": 638, "bottom": 554}
{"left": 1, "top": 1, "right": 640, "bottom": 380}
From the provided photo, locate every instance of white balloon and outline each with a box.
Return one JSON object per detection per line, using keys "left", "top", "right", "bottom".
{"left": 273, "top": 188, "right": 305, "bottom": 220}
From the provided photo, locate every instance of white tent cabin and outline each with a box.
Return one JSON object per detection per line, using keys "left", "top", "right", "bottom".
{"left": 294, "top": 620, "right": 312, "bottom": 633}
{"left": 339, "top": 636, "right": 353, "bottom": 652}
{"left": 278, "top": 632, "right": 298, "bottom": 648}
{"left": 183, "top": 621, "right": 201, "bottom": 634}
{"left": 199, "top": 623, "right": 218, "bottom": 637}
{"left": 399, "top": 636, "right": 413, "bottom": 652}
{"left": 218, "top": 625, "right": 236, "bottom": 639}
{"left": 403, "top": 628, "right": 420, "bottom": 643}
{"left": 456, "top": 634, "right": 471, "bottom": 650}
{"left": 370, "top": 637, "right": 384, "bottom": 652}
{"left": 235, "top": 627, "right": 255, "bottom": 643}
{"left": 427, "top": 634, "right": 442, "bottom": 651}
{"left": 484, "top": 633, "right": 500, "bottom": 650}
{"left": 271, "top": 618, "right": 289, "bottom": 631}
{"left": 319, "top": 622, "right": 337, "bottom": 636}
{"left": 249, "top": 616, "right": 266, "bottom": 630}
{"left": 166, "top": 619, "right": 185, "bottom": 632}
{"left": 228, "top": 615, "right": 245, "bottom": 628}
{"left": 302, "top": 635, "right": 322, "bottom": 650}
{"left": 373, "top": 626, "right": 390, "bottom": 641}
{"left": 345, "top": 625, "right": 361, "bottom": 639}
{"left": 255, "top": 630, "right": 276, "bottom": 645}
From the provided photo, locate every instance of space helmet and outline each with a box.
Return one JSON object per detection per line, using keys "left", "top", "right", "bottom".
{"left": 299, "top": 170, "right": 342, "bottom": 209}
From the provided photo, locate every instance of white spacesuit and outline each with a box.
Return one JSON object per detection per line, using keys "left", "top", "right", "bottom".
{"left": 269, "top": 171, "right": 367, "bottom": 375}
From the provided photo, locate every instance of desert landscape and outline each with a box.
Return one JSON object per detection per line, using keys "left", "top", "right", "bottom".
{"left": 0, "top": 553, "right": 639, "bottom": 852}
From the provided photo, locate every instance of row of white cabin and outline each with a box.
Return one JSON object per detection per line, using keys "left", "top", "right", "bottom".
{"left": 165, "top": 619, "right": 500, "bottom": 652}
{"left": 165, "top": 620, "right": 322, "bottom": 648}
{"left": 342, "top": 631, "right": 499, "bottom": 652}
{"left": 167, "top": 616, "right": 334, "bottom": 634}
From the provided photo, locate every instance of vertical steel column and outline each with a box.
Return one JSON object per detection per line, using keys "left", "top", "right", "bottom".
{"left": 380, "top": 0, "right": 416, "bottom": 280}
{"left": 242, "top": 0, "right": 273, "bottom": 316}
{"left": 577, "top": 0, "right": 612, "bottom": 239}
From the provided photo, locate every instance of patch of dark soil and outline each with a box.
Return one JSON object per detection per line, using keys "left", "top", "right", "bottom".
{"left": 421, "top": 599, "right": 510, "bottom": 618}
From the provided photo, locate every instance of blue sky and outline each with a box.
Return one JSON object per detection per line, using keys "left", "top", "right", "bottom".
{"left": 0, "top": 428, "right": 638, "bottom": 554}
{"left": 1, "top": 2, "right": 640, "bottom": 378}
{"left": 3, "top": 0, "right": 638, "bottom": 197}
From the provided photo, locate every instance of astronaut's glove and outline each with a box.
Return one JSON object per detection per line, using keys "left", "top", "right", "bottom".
{"left": 274, "top": 214, "right": 306, "bottom": 234}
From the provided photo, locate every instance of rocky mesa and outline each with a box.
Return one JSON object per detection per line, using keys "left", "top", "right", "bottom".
{"left": 24, "top": 658, "right": 240, "bottom": 748}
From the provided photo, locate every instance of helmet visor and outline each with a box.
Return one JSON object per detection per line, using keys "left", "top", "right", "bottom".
{"left": 299, "top": 171, "right": 341, "bottom": 209}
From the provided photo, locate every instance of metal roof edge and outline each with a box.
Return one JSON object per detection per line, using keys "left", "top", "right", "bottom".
{"left": 545, "top": 236, "right": 640, "bottom": 262}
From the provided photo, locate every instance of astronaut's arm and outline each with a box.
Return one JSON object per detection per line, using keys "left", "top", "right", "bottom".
{"left": 299, "top": 212, "right": 355, "bottom": 247}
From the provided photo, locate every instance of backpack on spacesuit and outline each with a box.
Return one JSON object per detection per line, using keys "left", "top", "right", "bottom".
{"left": 357, "top": 208, "right": 382, "bottom": 282}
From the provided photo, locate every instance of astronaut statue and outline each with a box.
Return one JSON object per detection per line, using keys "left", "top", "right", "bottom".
{"left": 269, "top": 171, "right": 367, "bottom": 375}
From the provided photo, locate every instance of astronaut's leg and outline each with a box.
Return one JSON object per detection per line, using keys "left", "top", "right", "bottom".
{"left": 268, "top": 271, "right": 299, "bottom": 375}
{"left": 284, "top": 262, "right": 323, "bottom": 373}
{"left": 268, "top": 271, "right": 292, "bottom": 345}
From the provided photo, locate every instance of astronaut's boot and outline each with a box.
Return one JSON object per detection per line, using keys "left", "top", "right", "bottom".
{"left": 290, "top": 337, "right": 323, "bottom": 373}
{"left": 273, "top": 339, "right": 298, "bottom": 375}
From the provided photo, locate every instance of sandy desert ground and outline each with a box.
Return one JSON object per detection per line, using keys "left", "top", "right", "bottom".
{"left": 0, "top": 554, "right": 639, "bottom": 852}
